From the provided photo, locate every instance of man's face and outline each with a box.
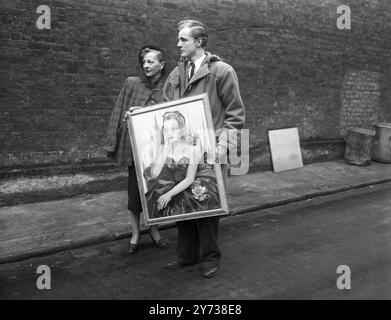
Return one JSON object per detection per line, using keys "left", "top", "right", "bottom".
{"left": 177, "top": 27, "right": 199, "bottom": 59}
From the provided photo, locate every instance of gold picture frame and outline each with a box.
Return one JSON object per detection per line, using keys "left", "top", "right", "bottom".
{"left": 127, "top": 93, "right": 229, "bottom": 226}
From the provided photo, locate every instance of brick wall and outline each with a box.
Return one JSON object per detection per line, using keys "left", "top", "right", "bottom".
{"left": 1, "top": 0, "right": 391, "bottom": 170}
{"left": 340, "top": 71, "right": 382, "bottom": 136}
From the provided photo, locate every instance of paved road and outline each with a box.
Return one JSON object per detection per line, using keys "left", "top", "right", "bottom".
{"left": 1, "top": 183, "right": 391, "bottom": 300}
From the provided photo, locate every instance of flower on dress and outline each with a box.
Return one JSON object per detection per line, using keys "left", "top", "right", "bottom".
{"left": 191, "top": 179, "right": 210, "bottom": 202}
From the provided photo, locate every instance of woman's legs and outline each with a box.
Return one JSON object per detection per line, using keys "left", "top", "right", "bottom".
{"left": 148, "top": 223, "right": 169, "bottom": 248}
{"left": 149, "top": 224, "right": 161, "bottom": 241}
{"left": 128, "top": 165, "right": 142, "bottom": 245}
{"left": 129, "top": 209, "right": 140, "bottom": 244}
{"left": 128, "top": 165, "right": 168, "bottom": 249}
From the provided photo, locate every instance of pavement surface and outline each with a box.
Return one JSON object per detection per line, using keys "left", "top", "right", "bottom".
{"left": 1, "top": 182, "right": 390, "bottom": 300}
{"left": 1, "top": 160, "right": 391, "bottom": 264}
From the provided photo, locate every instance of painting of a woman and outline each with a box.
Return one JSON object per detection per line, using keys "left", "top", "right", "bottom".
{"left": 143, "top": 110, "right": 220, "bottom": 218}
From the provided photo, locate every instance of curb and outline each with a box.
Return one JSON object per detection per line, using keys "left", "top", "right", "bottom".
{"left": 1, "top": 178, "right": 391, "bottom": 265}
{"left": 230, "top": 178, "right": 391, "bottom": 215}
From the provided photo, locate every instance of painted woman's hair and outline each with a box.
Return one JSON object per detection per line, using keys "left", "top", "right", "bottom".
{"left": 161, "top": 111, "right": 186, "bottom": 144}
{"left": 163, "top": 111, "right": 186, "bottom": 128}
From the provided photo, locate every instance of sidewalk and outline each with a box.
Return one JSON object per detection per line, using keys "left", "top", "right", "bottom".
{"left": 1, "top": 160, "right": 391, "bottom": 264}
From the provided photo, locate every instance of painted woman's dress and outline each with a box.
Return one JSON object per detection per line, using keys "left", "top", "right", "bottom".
{"left": 144, "top": 153, "right": 220, "bottom": 218}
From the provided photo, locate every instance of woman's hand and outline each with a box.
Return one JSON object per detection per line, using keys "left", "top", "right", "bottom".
{"left": 129, "top": 106, "right": 143, "bottom": 112}
{"left": 157, "top": 193, "right": 172, "bottom": 211}
{"left": 124, "top": 106, "right": 143, "bottom": 120}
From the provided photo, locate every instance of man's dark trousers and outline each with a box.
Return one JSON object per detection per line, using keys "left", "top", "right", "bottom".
{"left": 175, "top": 165, "right": 227, "bottom": 269}
{"left": 176, "top": 216, "right": 220, "bottom": 269}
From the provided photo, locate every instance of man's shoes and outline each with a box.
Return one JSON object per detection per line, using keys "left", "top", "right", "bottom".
{"left": 165, "top": 260, "right": 189, "bottom": 269}
{"left": 200, "top": 266, "right": 219, "bottom": 278}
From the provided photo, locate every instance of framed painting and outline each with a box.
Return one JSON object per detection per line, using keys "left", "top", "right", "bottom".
{"left": 268, "top": 127, "right": 303, "bottom": 172}
{"left": 127, "top": 93, "right": 229, "bottom": 226}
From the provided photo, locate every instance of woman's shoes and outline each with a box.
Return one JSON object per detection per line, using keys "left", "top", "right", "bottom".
{"left": 127, "top": 236, "right": 140, "bottom": 254}
{"left": 127, "top": 232, "right": 169, "bottom": 253}
{"left": 127, "top": 242, "right": 138, "bottom": 254}
{"left": 148, "top": 230, "right": 169, "bottom": 249}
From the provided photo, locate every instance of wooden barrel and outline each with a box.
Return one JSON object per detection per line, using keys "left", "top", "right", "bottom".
{"left": 344, "top": 128, "right": 375, "bottom": 166}
{"left": 372, "top": 123, "right": 391, "bottom": 163}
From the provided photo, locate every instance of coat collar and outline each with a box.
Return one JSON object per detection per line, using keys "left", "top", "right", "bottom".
{"left": 140, "top": 73, "right": 166, "bottom": 90}
{"left": 173, "top": 52, "right": 223, "bottom": 95}
{"left": 187, "top": 63, "right": 209, "bottom": 86}
{"left": 178, "top": 52, "right": 221, "bottom": 90}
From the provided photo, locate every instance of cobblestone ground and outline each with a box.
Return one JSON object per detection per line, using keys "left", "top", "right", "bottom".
{"left": 1, "top": 183, "right": 391, "bottom": 300}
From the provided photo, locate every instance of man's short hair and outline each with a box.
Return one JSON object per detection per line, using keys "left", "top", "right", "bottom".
{"left": 177, "top": 19, "right": 208, "bottom": 48}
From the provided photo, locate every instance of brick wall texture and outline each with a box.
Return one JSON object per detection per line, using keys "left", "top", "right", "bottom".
{"left": 1, "top": 0, "right": 391, "bottom": 168}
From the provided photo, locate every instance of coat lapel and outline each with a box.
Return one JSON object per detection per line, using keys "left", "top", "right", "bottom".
{"left": 178, "top": 63, "right": 187, "bottom": 97}
{"left": 139, "top": 76, "right": 166, "bottom": 105}
{"left": 184, "top": 62, "right": 209, "bottom": 92}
